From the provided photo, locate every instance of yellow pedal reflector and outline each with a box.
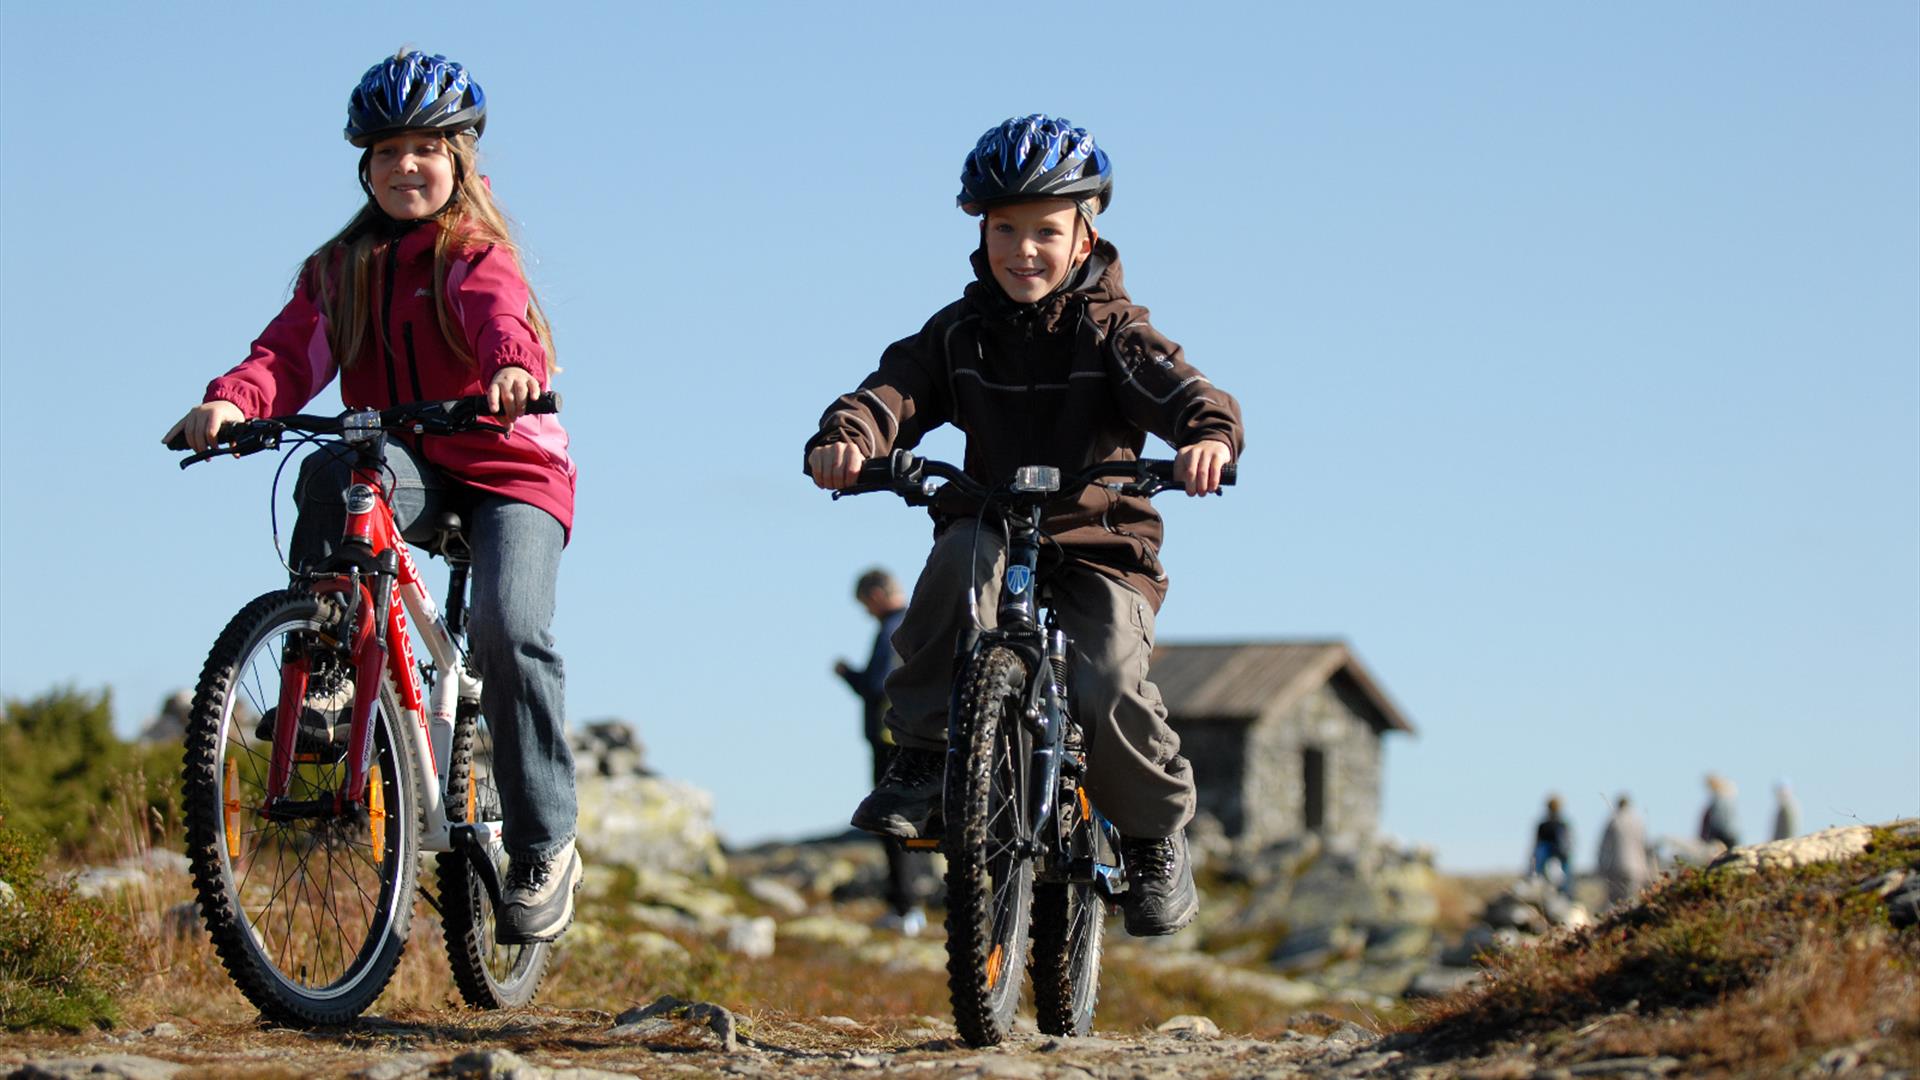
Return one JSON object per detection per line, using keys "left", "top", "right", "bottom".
{"left": 986, "top": 944, "right": 1005, "bottom": 988}
{"left": 904, "top": 837, "right": 941, "bottom": 850}
{"left": 223, "top": 757, "right": 242, "bottom": 860}
{"left": 368, "top": 765, "right": 386, "bottom": 851}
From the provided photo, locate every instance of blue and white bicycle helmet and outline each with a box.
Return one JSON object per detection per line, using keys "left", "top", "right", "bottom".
{"left": 958, "top": 114, "right": 1112, "bottom": 216}
{"left": 345, "top": 51, "right": 486, "bottom": 148}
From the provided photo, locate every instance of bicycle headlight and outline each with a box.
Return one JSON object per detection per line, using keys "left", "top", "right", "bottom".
{"left": 342, "top": 410, "right": 383, "bottom": 444}
{"left": 1011, "top": 466, "right": 1061, "bottom": 494}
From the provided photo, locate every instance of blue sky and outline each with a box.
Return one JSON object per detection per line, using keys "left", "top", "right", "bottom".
{"left": 1, "top": 3, "right": 1914, "bottom": 870}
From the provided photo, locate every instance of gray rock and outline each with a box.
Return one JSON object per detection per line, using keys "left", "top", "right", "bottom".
{"left": 1565, "top": 1057, "right": 1681, "bottom": 1076}
{"left": 1156, "top": 1014, "right": 1221, "bottom": 1037}
{"left": 1362, "top": 922, "right": 1432, "bottom": 962}
{"left": 1272, "top": 922, "right": 1363, "bottom": 972}
{"left": 744, "top": 876, "right": 808, "bottom": 916}
{"left": 10, "top": 1056, "right": 185, "bottom": 1080}
{"left": 723, "top": 915, "right": 776, "bottom": 958}
{"left": 613, "top": 994, "right": 738, "bottom": 1053}
{"left": 1709, "top": 824, "right": 1873, "bottom": 874}
{"left": 574, "top": 772, "right": 726, "bottom": 878}
{"left": 1404, "top": 966, "right": 1483, "bottom": 998}
{"left": 0, "top": 880, "right": 14, "bottom": 907}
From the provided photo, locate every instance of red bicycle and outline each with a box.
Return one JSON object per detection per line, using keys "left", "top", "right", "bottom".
{"left": 170, "top": 395, "right": 560, "bottom": 1024}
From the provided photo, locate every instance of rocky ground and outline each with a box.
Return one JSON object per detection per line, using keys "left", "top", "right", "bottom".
{"left": 4, "top": 722, "right": 1914, "bottom": 1078}
{"left": 1, "top": 1008, "right": 1405, "bottom": 1080}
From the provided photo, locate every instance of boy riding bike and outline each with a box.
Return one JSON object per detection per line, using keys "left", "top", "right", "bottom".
{"left": 161, "top": 50, "right": 582, "bottom": 946}
{"left": 805, "top": 115, "right": 1245, "bottom": 936}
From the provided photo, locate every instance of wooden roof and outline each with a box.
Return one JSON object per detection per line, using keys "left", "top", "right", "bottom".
{"left": 1148, "top": 640, "right": 1415, "bottom": 735}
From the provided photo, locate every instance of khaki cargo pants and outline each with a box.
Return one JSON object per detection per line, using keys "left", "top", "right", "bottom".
{"left": 882, "top": 522, "right": 1196, "bottom": 840}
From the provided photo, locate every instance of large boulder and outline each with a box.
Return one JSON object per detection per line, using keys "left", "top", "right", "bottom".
{"left": 571, "top": 720, "right": 724, "bottom": 878}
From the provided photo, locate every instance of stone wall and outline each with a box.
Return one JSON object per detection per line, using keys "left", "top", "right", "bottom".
{"left": 1177, "top": 676, "right": 1383, "bottom": 852}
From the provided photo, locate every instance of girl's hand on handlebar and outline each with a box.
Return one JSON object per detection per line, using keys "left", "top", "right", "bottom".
{"left": 162, "top": 400, "right": 246, "bottom": 455}
{"left": 1174, "top": 439, "right": 1233, "bottom": 496}
{"left": 487, "top": 367, "right": 542, "bottom": 429}
{"left": 808, "top": 442, "right": 868, "bottom": 490}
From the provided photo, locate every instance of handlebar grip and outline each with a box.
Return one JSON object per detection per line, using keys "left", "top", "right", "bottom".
{"left": 526, "top": 392, "right": 562, "bottom": 416}
{"left": 1220, "top": 462, "right": 1238, "bottom": 486}
{"left": 167, "top": 421, "right": 247, "bottom": 454}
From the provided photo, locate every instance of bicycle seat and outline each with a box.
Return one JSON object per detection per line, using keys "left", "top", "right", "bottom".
{"left": 424, "top": 511, "right": 470, "bottom": 561}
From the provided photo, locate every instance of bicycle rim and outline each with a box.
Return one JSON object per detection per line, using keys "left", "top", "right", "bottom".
{"left": 944, "top": 644, "right": 1034, "bottom": 1048}
{"left": 182, "top": 590, "right": 420, "bottom": 1026}
{"left": 440, "top": 702, "right": 550, "bottom": 1008}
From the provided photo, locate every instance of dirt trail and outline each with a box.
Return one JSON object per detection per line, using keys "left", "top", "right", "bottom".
{"left": 1, "top": 1007, "right": 1402, "bottom": 1079}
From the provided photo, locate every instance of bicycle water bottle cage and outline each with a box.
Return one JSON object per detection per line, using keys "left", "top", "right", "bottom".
{"left": 1011, "top": 466, "right": 1060, "bottom": 494}
{"left": 341, "top": 410, "right": 384, "bottom": 444}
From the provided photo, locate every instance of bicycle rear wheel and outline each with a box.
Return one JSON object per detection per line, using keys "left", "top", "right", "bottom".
{"left": 1030, "top": 750, "right": 1105, "bottom": 1036}
{"left": 439, "top": 700, "right": 552, "bottom": 1008}
{"left": 944, "top": 644, "right": 1034, "bottom": 1048}
{"left": 181, "top": 590, "right": 422, "bottom": 1026}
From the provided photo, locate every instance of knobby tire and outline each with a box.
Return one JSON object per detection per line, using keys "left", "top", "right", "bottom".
{"left": 181, "top": 589, "right": 422, "bottom": 1026}
{"left": 944, "top": 644, "right": 1034, "bottom": 1048}
{"left": 438, "top": 700, "right": 551, "bottom": 1008}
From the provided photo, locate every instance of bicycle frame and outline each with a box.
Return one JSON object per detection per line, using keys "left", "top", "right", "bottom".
{"left": 261, "top": 428, "right": 491, "bottom": 857}
{"left": 945, "top": 502, "right": 1122, "bottom": 893}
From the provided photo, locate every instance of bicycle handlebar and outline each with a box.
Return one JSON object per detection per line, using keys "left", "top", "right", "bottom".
{"left": 836, "top": 448, "right": 1236, "bottom": 505}
{"left": 167, "top": 393, "right": 563, "bottom": 469}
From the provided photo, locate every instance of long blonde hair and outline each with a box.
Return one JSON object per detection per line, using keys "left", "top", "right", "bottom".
{"left": 303, "top": 133, "right": 557, "bottom": 375}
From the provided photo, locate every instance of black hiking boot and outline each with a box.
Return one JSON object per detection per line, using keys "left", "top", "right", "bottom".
{"left": 849, "top": 745, "right": 944, "bottom": 840}
{"left": 1119, "top": 830, "right": 1199, "bottom": 936}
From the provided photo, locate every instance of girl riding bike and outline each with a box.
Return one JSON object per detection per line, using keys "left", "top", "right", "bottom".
{"left": 161, "top": 49, "right": 581, "bottom": 947}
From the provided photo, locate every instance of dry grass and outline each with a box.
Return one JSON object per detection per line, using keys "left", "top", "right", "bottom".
{"left": 1400, "top": 825, "right": 1920, "bottom": 1075}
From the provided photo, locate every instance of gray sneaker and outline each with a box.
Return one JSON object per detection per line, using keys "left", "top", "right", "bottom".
{"left": 253, "top": 676, "right": 354, "bottom": 754}
{"left": 496, "top": 838, "right": 583, "bottom": 945}
{"left": 1119, "top": 830, "right": 1199, "bottom": 936}
{"left": 850, "top": 746, "right": 944, "bottom": 840}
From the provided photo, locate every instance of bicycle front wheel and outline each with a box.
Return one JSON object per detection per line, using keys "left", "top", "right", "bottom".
{"left": 944, "top": 644, "right": 1034, "bottom": 1048}
{"left": 439, "top": 700, "right": 552, "bottom": 1008}
{"left": 181, "top": 590, "right": 422, "bottom": 1026}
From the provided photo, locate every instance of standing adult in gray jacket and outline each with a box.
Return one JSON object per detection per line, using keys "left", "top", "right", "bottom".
{"left": 1597, "top": 794, "right": 1652, "bottom": 906}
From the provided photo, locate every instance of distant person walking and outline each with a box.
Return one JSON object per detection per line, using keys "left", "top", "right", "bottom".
{"left": 1596, "top": 794, "right": 1652, "bottom": 906}
{"left": 1531, "top": 795, "right": 1575, "bottom": 896}
{"left": 1699, "top": 773, "right": 1740, "bottom": 851}
{"left": 1772, "top": 779, "right": 1801, "bottom": 841}
{"left": 833, "top": 568, "right": 922, "bottom": 934}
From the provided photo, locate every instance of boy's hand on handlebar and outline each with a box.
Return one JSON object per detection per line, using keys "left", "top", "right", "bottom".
{"left": 808, "top": 442, "right": 867, "bottom": 490}
{"left": 487, "top": 367, "right": 542, "bottom": 428}
{"left": 162, "top": 400, "right": 246, "bottom": 455}
{"left": 1174, "top": 439, "right": 1233, "bottom": 496}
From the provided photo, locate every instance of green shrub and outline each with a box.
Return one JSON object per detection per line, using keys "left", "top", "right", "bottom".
{"left": 0, "top": 807, "right": 133, "bottom": 1032}
{"left": 0, "top": 686, "right": 177, "bottom": 858}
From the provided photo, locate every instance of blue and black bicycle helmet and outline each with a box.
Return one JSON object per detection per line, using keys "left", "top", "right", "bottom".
{"left": 958, "top": 115, "right": 1112, "bottom": 215}
{"left": 345, "top": 52, "right": 486, "bottom": 148}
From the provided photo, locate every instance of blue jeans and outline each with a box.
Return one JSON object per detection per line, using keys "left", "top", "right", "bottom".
{"left": 291, "top": 441, "right": 576, "bottom": 861}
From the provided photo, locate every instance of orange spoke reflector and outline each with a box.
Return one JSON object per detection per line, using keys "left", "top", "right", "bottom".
{"left": 904, "top": 837, "right": 941, "bottom": 851}
{"left": 986, "top": 944, "right": 1005, "bottom": 988}
{"left": 1077, "top": 786, "right": 1091, "bottom": 820}
{"left": 224, "top": 757, "right": 242, "bottom": 860}
{"left": 369, "top": 764, "right": 386, "bottom": 851}
{"left": 467, "top": 770, "right": 477, "bottom": 823}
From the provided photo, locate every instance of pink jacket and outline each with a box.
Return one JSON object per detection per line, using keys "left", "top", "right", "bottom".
{"left": 205, "top": 222, "right": 576, "bottom": 536}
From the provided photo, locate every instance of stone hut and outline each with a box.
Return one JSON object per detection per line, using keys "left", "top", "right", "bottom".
{"left": 1151, "top": 640, "right": 1413, "bottom": 852}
